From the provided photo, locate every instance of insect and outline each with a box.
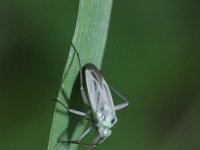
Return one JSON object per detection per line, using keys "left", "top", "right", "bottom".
{"left": 55, "top": 43, "right": 129, "bottom": 148}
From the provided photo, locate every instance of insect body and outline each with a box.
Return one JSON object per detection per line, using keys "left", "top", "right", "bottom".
{"left": 57, "top": 43, "right": 129, "bottom": 148}
{"left": 84, "top": 64, "right": 117, "bottom": 144}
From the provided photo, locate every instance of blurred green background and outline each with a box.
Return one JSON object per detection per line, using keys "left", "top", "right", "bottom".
{"left": 0, "top": 0, "right": 200, "bottom": 150}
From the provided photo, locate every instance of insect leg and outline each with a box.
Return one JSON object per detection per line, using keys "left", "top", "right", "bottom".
{"left": 77, "top": 126, "right": 92, "bottom": 142}
{"left": 59, "top": 140, "right": 96, "bottom": 148}
{"left": 52, "top": 99, "right": 88, "bottom": 117}
{"left": 58, "top": 127, "right": 96, "bottom": 148}
{"left": 68, "top": 109, "right": 88, "bottom": 117}
{"left": 109, "top": 86, "right": 129, "bottom": 111}
{"left": 71, "top": 43, "right": 90, "bottom": 106}
{"left": 92, "top": 130, "right": 99, "bottom": 145}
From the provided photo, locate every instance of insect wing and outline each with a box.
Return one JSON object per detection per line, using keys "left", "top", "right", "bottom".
{"left": 85, "top": 68, "right": 117, "bottom": 126}
{"left": 98, "top": 78, "right": 115, "bottom": 112}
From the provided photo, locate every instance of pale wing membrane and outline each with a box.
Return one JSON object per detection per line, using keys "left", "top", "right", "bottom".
{"left": 86, "top": 69, "right": 117, "bottom": 125}
{"left": 101, "top": 78, "right": 115, "bottom": 110}
{"left": 85, "top": 69, "right": 100, "bottom": 111}
{"left": 86, "top": 69, "right": 112, "bottom": 112}
{"left": 100, "top": 78, "right": 117, "bottom": 125}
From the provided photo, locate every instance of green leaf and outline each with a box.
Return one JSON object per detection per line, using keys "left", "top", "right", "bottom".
{"left": 47, "top": 0, "right": 113, "bottom": 150}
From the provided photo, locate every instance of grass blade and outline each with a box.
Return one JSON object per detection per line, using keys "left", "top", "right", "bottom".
{"left": 47, "top": 0, "right": 113, "bottom": 150}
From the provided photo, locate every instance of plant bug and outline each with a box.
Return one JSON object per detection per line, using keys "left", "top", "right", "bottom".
{"left": 55, "top": 43, "right": 129, "bottom": 148}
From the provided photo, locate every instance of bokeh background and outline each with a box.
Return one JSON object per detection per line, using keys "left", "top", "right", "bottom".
{"left": 0, "top": 0, "right": 200, "bottom": 150}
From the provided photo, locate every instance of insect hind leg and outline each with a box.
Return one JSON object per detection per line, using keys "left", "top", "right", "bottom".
{"left": 109, "top": 86, "right": 129, "bottom": 111}
{"left": 71, "top": 43, "right": 90, "bottom": 106}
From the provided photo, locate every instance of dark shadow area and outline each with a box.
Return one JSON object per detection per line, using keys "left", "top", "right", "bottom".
{"left": 57, "top": 73, "right": 90, "bottom": 143}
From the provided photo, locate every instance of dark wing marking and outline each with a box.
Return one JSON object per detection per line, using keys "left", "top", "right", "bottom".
{"left": 85, "top": 64, "right": 102, "bottom": 82}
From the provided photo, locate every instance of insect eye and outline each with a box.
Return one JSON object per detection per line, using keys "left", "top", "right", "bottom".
{"left": 111, "top": 118, "right": 115, "bottom": 124}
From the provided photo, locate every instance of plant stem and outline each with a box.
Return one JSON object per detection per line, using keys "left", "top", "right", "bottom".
{"left": 47, "top": 0, "right": 113, "bottom": 150}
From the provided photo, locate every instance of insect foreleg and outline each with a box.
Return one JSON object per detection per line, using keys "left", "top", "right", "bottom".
{"left": 58, "top": 125, "right": 96, "bottom": 148}
{"left": 109, "top": 86, "right": 129, "bottom": 111}
{"left": 77, "top": 126, "right": 92, "bottom": 142}
{"left": 59, "top": 140, "right": 97, "bottom": 148}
